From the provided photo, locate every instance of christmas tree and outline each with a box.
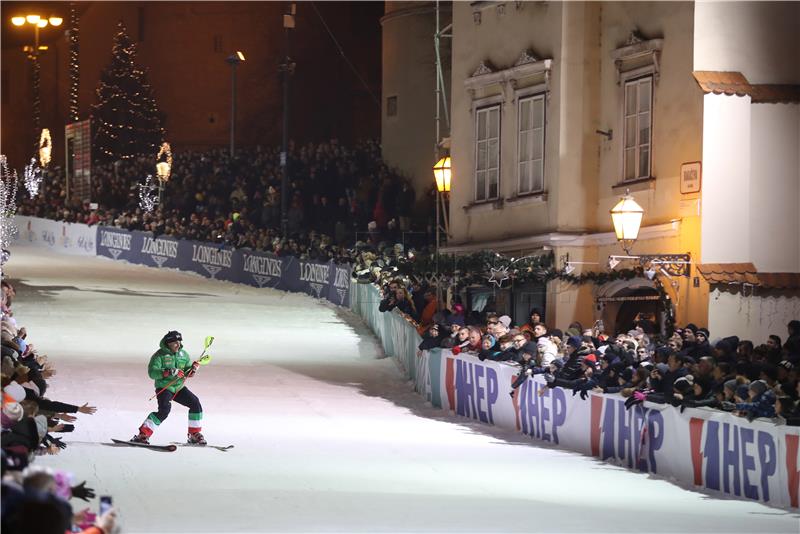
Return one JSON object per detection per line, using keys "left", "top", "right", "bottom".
{"left": 91, "top": 21, "right": 165, "bottom": 161}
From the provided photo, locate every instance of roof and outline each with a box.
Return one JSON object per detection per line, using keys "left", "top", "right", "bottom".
{"left": 697, "top": 263, "right": 800, "bottom": 289}
{"left": 693, "top": 71, "right": 800, "bottom": 104}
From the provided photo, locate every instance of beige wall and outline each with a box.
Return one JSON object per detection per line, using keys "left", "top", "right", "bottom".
{"left": 708, "top": 289, "right": 800, "bottom": 344}
{"left": 694, "top": 1, "right": 800, "bottom": 84}
{"left": 381, "top": 2, "right": 448, "bottom": 200}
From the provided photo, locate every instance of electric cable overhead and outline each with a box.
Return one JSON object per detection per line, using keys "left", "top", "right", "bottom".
{"left": 310, "top": 2, "right": 380, "bottom": 107}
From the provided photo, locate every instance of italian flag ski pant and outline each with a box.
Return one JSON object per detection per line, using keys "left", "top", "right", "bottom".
{"left": 139, "top": 387, "right": 203, "bottom": 437}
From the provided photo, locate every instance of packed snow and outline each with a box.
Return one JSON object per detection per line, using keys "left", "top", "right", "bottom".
{"left": 6, "top": 245, "right": 799, "bottom": 533}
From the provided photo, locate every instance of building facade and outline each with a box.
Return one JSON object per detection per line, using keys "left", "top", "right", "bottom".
{"left": 383, "top": 0, "right": 800, "bottom": 338}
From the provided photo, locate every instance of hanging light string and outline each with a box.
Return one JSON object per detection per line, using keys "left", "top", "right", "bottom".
{"left": 69, "top": 3, "right": 80, "bottom": 122}
{"left": 0, "top": 155, "right": 19, "bottom": 276}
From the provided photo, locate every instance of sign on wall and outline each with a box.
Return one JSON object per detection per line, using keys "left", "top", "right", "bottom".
{"left": 681, "top": 161, "right": 702, "bottom": 194}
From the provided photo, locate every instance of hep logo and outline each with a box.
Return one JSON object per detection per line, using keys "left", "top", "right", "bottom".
{"left": 444, "top": 356, "right": 498, "bottom": 424}
{"left": 514, "top": 378, "right": 567, "bottom": 444}
{"left": 590, "top": 396, "right": 664, "bottom": 472}
{"left": 689, "top": 418, "right": 779, "bottom": 503}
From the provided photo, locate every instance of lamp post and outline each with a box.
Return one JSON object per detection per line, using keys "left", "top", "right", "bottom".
{"left": 279, "top": 3, "right": 297, "bottom": 237}
{"left": 11, "top": 14, "right": 63, "bottom": 143}
{"left": 225, "top": 51, "right": 245, "bottom": 157}
{"left": 432, "top": 156, "right": 451, "bottom": 278}
{"left": 610, "top": 189, "right": 644, "bottom": 254}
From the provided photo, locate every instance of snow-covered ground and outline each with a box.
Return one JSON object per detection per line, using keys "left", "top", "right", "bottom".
{"left": 6, "top": 246, "right": 799, "bottom": 533}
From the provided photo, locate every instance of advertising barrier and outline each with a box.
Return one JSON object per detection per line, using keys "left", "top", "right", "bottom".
{"left": 11, "top": 218, "right": 351, "bottom": 308}
{"left": 350, "top": 282, "right": 800, "bottom": 510}
{"left": 14, "top": 215, "right": 96, "bottom": 257}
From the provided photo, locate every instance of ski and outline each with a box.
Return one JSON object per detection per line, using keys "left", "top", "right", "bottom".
{"left": 171, "top": 442, "right": 234, "bottom": 452}
{"left": 110, "top": 438, "right": 177, "bottom": 452}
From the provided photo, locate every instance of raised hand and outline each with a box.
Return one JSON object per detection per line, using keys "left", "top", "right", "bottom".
{"left": 78, "top": 403, "right": 97, "bottom": 415}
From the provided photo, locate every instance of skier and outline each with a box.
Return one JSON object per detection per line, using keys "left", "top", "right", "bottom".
{"left": 131, "top": 330, "right": 206, "bottom": 445}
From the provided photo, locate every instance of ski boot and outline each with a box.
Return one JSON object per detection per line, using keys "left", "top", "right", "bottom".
{"left": 187, "top": 431, "right": 207, "bottom": 446}
{"left": 130, "top": 432, "right": 150, "bottom": 445}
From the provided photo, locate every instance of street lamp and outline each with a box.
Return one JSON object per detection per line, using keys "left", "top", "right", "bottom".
{"left": 225, "top": 51, "right": 246, "bottom": 157}
{"left": 433, "top": 156, "right": 451, "bottom": 193}
{"left": 9, "top": 13, "right": 63, "bottom": 136}
{"left": 610, "top": 189, "right": 644, "bottom": 254}
{"left": 432, "top": 156, "right": 452, "bottom": 281}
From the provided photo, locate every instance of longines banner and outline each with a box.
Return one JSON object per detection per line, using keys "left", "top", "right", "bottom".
{"left": 11, "top": 218, "right": 350, "bottom": 308}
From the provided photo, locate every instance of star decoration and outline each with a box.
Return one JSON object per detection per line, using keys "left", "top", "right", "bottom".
{"left": 487, "top": 266, "right": 510, "bottom": 288}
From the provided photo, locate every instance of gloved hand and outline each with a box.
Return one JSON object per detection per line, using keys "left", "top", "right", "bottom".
{"left": 176, "top": 369, "right": 185, "bottom": 379}
{"left": 452, "top": 346, "right": 461, "bottom": 355}
{"left": 162, "top": 368, "right": 175, "bottom": 378}
{"left": 51, "top": 437, "right": 67, "bottom": 450}
{"left": 633, "top": 391, "right": 647, "bottom": 402}
{"left": 71, "top": 481, "right": 96, "bottom": 502}
{"left": 543, "top": 372, "right": 555, "bottom": 384}
{"left": 720, "top": 401, "right": 736, "bottom": 411}
{"left": 525, "top": 369, "right": 533, "bottom": 376}
{"left": 579, "top": 388, "right": 590, "bottom": 401}
{"left": 186, "top": 361, "right": 200, "bottom": 378}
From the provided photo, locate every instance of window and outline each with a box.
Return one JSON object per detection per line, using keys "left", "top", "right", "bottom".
{"left": 623, "top": 76, "right": 652, "bottom": 181}
{"left": 517, "top": 94, "right": 545, "bottom": 194}
{"left": 475, "top": 105, "right": 500, "bottom": 201}
{"left": 386, "top": 95, "right": 397, "bottom": 117}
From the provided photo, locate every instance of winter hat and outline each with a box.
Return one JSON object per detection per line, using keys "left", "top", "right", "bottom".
{"left": 567, "top": 336, "right": 582, "bottom": 350}
{"left": 655, "top": 363, "right": 670, "bottom": 375}
{"left": 674, "top": 375, "right": 695, "bottom": 394}
{"left": 620, "top": 367, "right": 634, "bottom": 382}
{"left": 34, "top": 414, "right": 48, "bottom": 440}
{"left": 684, "top": 323, "right": 698, "bottom": 333}
{"left": 1, "top": 402, "right": 23, "bottom": 427}
{"left": 550, "top": 329, "right": 564, "bottom": 340}
{"left": 697, "top": 328, "right": 710, "bottom": 339}
{"left": 779, "top": 360, "right": 795, "bottom": 371}
{"left": 520, "top": 342, "right": 538, "bottom": 357}
{"left": 582, "top": 354, "right": 597, "bottom": 365}
{"left": 639, "top": 361, "right": 654, "bottom": 371}
{"left": 450, "top": 315, "right": 465, "bottom": 327}
{"left": 749, "top": 379, "right": 768, "bottom": 396}
{"left": 3, "top": 381, "right": 26, "bottom": 403}
{"left": 723, "top": 379, "right": 738, "bottom": 393}
{"left": 551, "top": 358, "right": 565, "bottom": 370}
{"left": 498, "top": 315, "right": 512, "bottom": 329}
{"left": 163, "top": 330, "right": 182, "bottom": 344}
{"left": 682, "top": 356, "right": 697, "bottom": 366}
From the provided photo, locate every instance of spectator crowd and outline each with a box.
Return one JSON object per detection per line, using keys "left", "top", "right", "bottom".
{"left": 378, "top": 278, "right": 800, "bottom": 425}
{"left": 1, "top": 280, "right": 119, "bottom": 533}
{"left": 16, "top": 139, "right": 429, "bottom": 264}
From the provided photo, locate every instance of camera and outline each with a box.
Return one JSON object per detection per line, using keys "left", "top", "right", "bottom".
{"left": 99, "top": 495, "right": 113, "bottom": 515}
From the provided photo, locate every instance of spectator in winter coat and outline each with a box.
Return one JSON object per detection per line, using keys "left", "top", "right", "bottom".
{"left": 537, "top": 336, "right": 558, "bottom": 367}
{"left": 734, "top": 379, "right": 776, "bottom": 420}
{"left": 785, "top": 320, "right": 800, "bottom": 357}
{"left": 452, "top": 327, "right": 482, "bottom": 355}
{"left": 416, "top": 289, "right": 438, "bottom": 335}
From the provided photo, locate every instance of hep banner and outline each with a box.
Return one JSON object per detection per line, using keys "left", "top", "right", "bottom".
{"left": 419, "top": 348, "right": 800, "bottom": 509}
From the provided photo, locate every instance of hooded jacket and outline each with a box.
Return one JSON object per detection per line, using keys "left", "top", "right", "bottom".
{"left": 148, "top": 337, "right": 194, "bottom": 393}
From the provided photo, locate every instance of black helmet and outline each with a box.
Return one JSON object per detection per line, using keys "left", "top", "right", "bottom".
{"left": 163, "top": 331, "right": 183, "bottom": 344}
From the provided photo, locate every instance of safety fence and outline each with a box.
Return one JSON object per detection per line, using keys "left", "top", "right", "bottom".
{"left": 350, "top": 281, "right": 800, "bottom": 510}
{"left": 12, "top": 216, "right": 800, "bottom": 509}
{"left": 12, "top": 216, "right": 351, "bottom": 307}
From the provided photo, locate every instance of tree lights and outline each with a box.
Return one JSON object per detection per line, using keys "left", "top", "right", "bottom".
{"left": 91, "top": 21, "right": 165, "bottom": 161}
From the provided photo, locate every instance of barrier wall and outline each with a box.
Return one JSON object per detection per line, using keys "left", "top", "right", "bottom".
{"left": 350, "top": 282, "right": 800, "bottom": 510}
{"left": 12, "top": 217, "right": 351, "bottom": 307}
{"left": 13, "top": 216, "right": 800, "bottom": 509}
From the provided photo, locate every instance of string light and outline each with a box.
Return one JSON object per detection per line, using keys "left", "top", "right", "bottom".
{"left": 0, "top": 156, "right": 19, "bottom": 276}
{"left": 91, "top": 21, "right": 165, "bottom": 161}
{"left": 38, "top": 128, "right": 52, "bottom": 167}
{"left": 24, "top": 158, "right": 43, "bottom": 197}
{"left": 69, "top": 3, "right": 80, "bottom": 121}
{"left": 156, "top": 142, "right": 172, "bottom": 182}
{"left": 138, "top": 174, "right": 158, "bottom": 213}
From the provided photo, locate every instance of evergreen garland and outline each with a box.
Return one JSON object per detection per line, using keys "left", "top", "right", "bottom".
{"left": 353, "top": 249, "right": 675, "bottom": 333}
{"left": 91, "top": 21, "right": 165, "bottom": 161}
